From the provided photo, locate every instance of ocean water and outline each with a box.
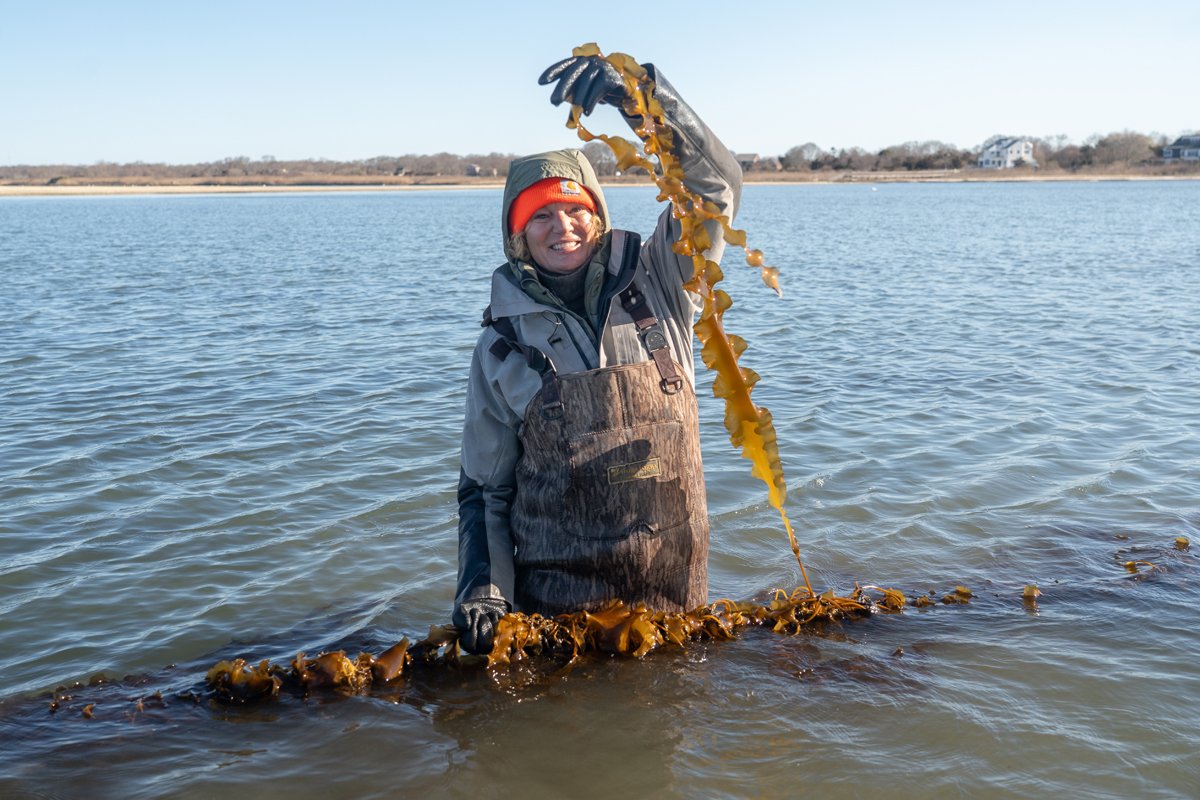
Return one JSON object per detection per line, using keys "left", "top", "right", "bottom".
{"left": 1, "top": 181, "right": 1198, "bottom": 798}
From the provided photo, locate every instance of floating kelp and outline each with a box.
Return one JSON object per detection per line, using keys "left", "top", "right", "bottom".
{"left": 206, "top": 634, "right": 439, "bottom": 704}
{"left": 153, "top": 529, "right": 1200, "bottom": 705}
{"left": 205, "top": 585, "right": 913, "bottom": 702}
{"left": 486, "top": 585, "right": 909, "bottom": 669}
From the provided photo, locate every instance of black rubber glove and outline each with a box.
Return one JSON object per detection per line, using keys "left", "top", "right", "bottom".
{"left": 538, "top": 55, "right": 628, "bottom": 115}
{"left": 453, "top": 597, "right": 509, "bottom": 655}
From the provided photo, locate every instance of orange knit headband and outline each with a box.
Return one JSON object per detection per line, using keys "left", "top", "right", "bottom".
{"left": 508, "top": 177, "right": 597, "bottom": 234}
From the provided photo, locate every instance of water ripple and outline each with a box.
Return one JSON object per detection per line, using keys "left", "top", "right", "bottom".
{"left": 1, "top": 184, "right": 1198, "bottom": 796}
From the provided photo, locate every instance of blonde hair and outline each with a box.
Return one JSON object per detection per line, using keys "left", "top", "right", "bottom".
{"left": 509, "top": 212, "right": 604, "bottom": 265}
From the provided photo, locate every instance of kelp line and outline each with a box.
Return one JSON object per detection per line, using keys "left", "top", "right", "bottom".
{"left": 38, "top": 535, "right": 1185, "bottom": 711}
{"left": 204, "top": 540, "right": 1187, "bottom": 704}
{"left": 200, "top": 548, "right": 1175, "bottom": 704}
{"left": 207, "top": 587, "right": 910, "bottom": 703}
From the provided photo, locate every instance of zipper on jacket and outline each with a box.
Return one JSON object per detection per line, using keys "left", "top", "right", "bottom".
{"left": 556, "top": 311, "right": 600, "bottom": 370}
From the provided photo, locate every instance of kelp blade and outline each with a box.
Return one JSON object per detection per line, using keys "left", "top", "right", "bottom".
{"left": 567, "top": 43, "right": 808, "bottom": 589}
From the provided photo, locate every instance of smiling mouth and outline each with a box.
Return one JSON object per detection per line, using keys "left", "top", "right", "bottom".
{"left": 551, "top": 242, "right": 583, "bottom": 252}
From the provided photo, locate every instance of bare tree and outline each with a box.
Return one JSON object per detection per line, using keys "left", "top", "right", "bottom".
{"left": 1092, "top": 131, "right": 1156, "bottom": 166}
{"left": 782, "top": 142, "right": 823, "bottom": 171}
{"left": 581, "top": 141, "right": 617, "bottom": 176}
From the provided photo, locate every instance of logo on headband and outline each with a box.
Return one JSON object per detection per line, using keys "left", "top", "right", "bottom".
{"left": 560, "top": 180, "right": 583, "bottom": 195}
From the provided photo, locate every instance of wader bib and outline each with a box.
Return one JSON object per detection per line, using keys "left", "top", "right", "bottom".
{"left": 494, "top": 235, "right": 710, "bottom": 616}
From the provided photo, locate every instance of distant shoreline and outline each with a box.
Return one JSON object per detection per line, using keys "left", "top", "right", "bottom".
{"left": 2, "top": 171, "right": 1196, "bottom": 197}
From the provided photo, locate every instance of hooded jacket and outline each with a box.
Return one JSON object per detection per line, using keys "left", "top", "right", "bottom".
{"left": 455, "top": 67, "right": 742, "bottom": 613}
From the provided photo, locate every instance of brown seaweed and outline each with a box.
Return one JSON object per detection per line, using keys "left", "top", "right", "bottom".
{"left": 203, "top": 585, "right": 915, "bottom": 702}
{"left": 486, "top": 587, "right": 891, "bottom": 669}
{"left": 191, "top": 535, "right": 1193, "bottom": 705}
{"left": 563, "top": 44, "right": 812, "bottom": 591}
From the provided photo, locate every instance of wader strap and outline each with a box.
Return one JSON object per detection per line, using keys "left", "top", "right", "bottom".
{"left": 609, "top": 229, "right": 642, "bottom": 277}
{"left": 618, "top": 286, "right": 684, "bottom": 395}
{"left": 482, "top": 305, "right": 563, "bottom": 417}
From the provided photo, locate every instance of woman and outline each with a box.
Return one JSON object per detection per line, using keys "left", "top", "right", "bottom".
{"left": 453, "top": 55, "right": 742, "bottom": 653}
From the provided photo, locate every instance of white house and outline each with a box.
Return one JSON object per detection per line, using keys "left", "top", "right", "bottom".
{"left": 1162, "top": 135, "right": 1200, "bottom": 162}
{"left": 977, "top": 138, "right": 1036, "bottom": 169}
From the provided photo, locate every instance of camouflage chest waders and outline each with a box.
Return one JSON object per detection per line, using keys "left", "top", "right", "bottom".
{"left": 492, "top": 249, "right": 709, "bottom": 616}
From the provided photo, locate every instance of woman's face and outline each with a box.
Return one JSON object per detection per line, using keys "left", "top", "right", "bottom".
{"left": 525, "top": 202, "right": 596, "bottom": 274}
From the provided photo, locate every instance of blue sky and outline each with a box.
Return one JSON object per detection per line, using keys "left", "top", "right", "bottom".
{"left": 3, "top": 0, "right": 1196, "bottom": 165}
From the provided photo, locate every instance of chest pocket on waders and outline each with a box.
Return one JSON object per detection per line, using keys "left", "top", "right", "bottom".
{"left": 557, "top": 361, "right": 695, "bottom": 541}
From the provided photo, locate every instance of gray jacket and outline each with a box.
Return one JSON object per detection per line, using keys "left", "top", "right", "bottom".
{"left": 455, "top": 66, "right": 742, "bottom": 612}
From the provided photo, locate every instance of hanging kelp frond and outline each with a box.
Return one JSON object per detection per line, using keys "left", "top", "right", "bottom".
{"left": 563, "top": 43, "right": 810, "bottom": 590}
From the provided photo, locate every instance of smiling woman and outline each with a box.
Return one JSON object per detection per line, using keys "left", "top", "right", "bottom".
{"left": 451, "top": 54, "right": 743, "bottom": 654}
{"left": 522, "top": 202, "right": 598, "bottom": 273}
{"left": 506, "top": 178, "right": 604, "bottom": 272}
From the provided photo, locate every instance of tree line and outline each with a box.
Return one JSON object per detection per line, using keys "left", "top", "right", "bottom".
{"left": 1, "top": 130, "right": 1194, "bottom": 183}
{"left": 0, "top": 153, "right": 514, "bottom": 183}
{"left": 763, "top": 131, "right": 1192, "bottom": 174}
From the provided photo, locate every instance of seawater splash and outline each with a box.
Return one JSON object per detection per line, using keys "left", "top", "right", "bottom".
{"left": 564, "top": 43, "right": 810, "bottom": 589}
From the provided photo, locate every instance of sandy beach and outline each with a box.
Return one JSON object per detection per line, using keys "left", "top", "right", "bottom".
{"left": 0, "top": 181, "right": 506, "bottom": 197}
{"left": 2, "top": 171, "right": 1196, "bottom": 197}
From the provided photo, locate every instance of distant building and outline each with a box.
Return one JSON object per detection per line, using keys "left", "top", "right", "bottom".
{"left": 465, "top": 163, "right": 497, "bottom": 177}
{"left": 1161, "top": 135, "right": 1200, "bottom": 162}
{"left": 734, "top": 153, "right": 760, "bottom": 171}
{"left": 977, "top": 138, "right": 1036, "bottom": 169}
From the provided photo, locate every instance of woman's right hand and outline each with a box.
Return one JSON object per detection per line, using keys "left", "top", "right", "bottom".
{"left": 538, "top": 55, "right": 629, "bottom": 115}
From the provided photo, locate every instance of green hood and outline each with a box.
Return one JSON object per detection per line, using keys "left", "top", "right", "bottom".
{"left": 501, "top": 149, "right": 611, "bottom": 262}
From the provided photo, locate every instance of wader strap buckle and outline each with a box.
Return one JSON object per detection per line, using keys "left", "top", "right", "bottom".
{"left": 654, "top": 355, "right": 684, "bottom": 394}
{"left": 619, "top": 286, "right": 684, "bottom": 395}
{"left": 539, "top": 370, "right": 563, "bottom": 419}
